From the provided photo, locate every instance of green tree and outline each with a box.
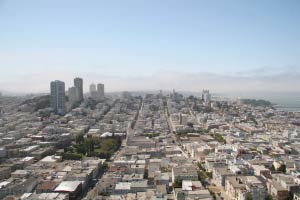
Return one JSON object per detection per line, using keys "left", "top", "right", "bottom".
{"left": 265, "top": 194, "right": 273, "bottom": 200}
{"left": 76, "top": 144, "right": 86, "bottom": 155}
{"left": 270, "top": 165, "right": 275, "bottom": 172}
{"left": 206, "top": 172, "right": 213, "bottom": 179}
{"left": 62, "top": 153, "right": 82, "bottom": 160}
{"left": 173, "top": 177, "right": 182, "bottom": 188}
{"left": 84, "top": 138, "right": 95, "bottom": 155}
{"left": 246, "top": 194, "right": 253, "bottom": 200}
{"left": 197, "top": 162, "right": 206, "bottom": 171}
{"left": 198, "top": 171, "right": 207, "bottom": 181}
{"left": 102, "top": 162, "right": 109, "bottom": 170}
{"left": 278, "top": 164, "right": 286, "bottom": 173}
{"left": 76, "top": 133, "right": 84, "bottom": 144}
{"left": 210, "top": 133, "right": 226, "bottom": 143}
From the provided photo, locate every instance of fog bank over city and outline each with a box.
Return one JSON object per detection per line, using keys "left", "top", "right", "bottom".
{"left": 0, "top": 66, "right": 299, "bottom": 95}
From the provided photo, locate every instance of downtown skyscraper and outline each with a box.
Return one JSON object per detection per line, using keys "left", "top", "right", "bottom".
{"left": 74, "top": 77, "right": 83, "bottom": 102}
{"left": 67, "top": 77, "right": 83, "bottom": 107}
{"left": 97, "top": 83, "right": 105, "bottom": 100}
{"left": 50, "top": 80, "right": 66, "bottom": 115}
{"left": 89, "top": 83, "right": 105, "bottom": 101}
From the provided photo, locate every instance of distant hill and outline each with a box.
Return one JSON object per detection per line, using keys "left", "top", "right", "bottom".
{"left": 241, "top": 99, "right": 272, "bottom": 107}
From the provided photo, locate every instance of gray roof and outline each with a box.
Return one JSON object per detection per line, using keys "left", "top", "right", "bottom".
{"left": 54, "top": 181, "right": 81, "bottom": 192}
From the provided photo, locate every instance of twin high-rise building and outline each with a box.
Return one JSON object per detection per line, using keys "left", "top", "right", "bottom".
{"left": 50, "top": 80, "right": 66, "bottom": 115}
{"left": 90, "top": 83, "right": 105, "bottom": 101}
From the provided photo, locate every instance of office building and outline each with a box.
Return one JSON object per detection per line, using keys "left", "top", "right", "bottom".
{"left": 90, "top": 83, "right": 96, "bottom": 93}
{"left": 50, "top": 80, "right": 66, "bottom": 115}
{"left": 202, "top": 90, "right": 211, "bottom": 102}
{"left": 74, "top": 77, "right": 83, "bottom": 102}
{"left": 68, "top": 86, "right": 79, "bottom": 106}
{"left": 90, "top": 83, "right": 98, "bottom": 101}
{"left": 97, "top": 83, "right": 105, "bottom": 100}
{"left": 89, "top": 83, "right": 105, "bottom": 101}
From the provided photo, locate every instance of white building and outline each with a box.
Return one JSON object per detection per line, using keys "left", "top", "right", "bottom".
{"left": 202, "top": 90, "right": 211, "bottom": 102}
{"left": 90, "top": 83, "right": 105, "bottom": 101}
{"left": 68, "top": 86, "right": 79, "bottom": 106}
{"left": 89, "top": 83, "right": 97, "bottom": 100}
{"left": 50, "top": 80, "right": 66, "bottom": 115}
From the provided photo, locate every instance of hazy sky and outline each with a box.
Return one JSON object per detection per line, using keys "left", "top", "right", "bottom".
{"left": 0, "top": 0, "right": 299, "bottom": 93}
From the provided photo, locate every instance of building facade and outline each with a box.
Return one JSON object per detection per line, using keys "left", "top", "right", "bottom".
{"left": 50, "top": 80, "right": 66, "bottom": 115}
{"left": 74, "top": 77, "right": 83, "bottom": 102}
{"left": 97, "top": 83, "right": 105, "bottom": 100}
{"left": 90, "top": 83, "right": 98, "bottom": 100}
{"left": 202, "top": 90, "right": 211, "bottom": 102}
{"left": 68, "top": 86, "right": 79, "bottom": 106}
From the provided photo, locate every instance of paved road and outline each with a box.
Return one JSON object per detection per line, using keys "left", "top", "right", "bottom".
{"left": 114, "top": 98, "right": 144, "bottom": 160}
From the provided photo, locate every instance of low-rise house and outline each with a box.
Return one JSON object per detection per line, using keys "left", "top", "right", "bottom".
{"left": 212, "top": 167, "right": 234, "bottom": 187}
{"left": 122, "top": 173, "right": 144, "bottom": 182}
{"left": 172, "top": 164, "right": 198, "bottom": 183}
{"left": 252, "top": 165, "right": 271, "bottom": 176}
{"left": 0, "top": 177, "right": 38, "bottom": 199}
{"left": 54, "top": 181, "right": 82, "bottom": 200}
{"left": 30, "top": 147, "right": 54, "bottom": 160}
{"left": 130, "top": 180, "right": 148, "bottom": 193}
{"left": 267, "top": 179, "right": 289, "bottom": 200}
{"left": 19, "top": 145, "right": 40, "bottom": 157}
{"left": 0, "top": 167, "right": 11, "bottom": 181}
{"left": 225, "top": 176, "right": 266, "bottom": 200}
{"left": 187, "top": 190, "right": 213, "bottom": 200}
{"left": 19, "top": 157, "right": 35, "bottom": 167}
{"left": 114, "top": 182, "right": 131, "bottom": 194}
{"left": 11, "top": 170, "right": 30, "bottom": 179}
{"left": 204, "top": 155, "right": 227, "bottom": 172}
{"left": 35, "top": 181, "right": 59, "bottom": 193}
{"left": 174, "top": 181, "right": 212, "bottom": 200}
{"left": 268, "top": 174, "right": 300, "bottom": 199}
{"left": 154, "top": 172, "right": 170, "bottom": 186}
{"left": 20, "top": 192, "right": 69, "bottom": 200}
{"left": 128, "top": 164, "right": 145, "bottom": 175}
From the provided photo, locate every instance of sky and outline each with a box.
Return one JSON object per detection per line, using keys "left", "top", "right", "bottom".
{"left": 0, "top": 0, "right": 299, "bottom": 94}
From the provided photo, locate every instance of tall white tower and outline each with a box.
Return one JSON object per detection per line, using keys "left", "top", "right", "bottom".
{"left": 50, "top": 80, "right": 66, "bottom": 115}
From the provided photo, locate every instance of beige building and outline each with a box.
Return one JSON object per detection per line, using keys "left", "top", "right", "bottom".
{"left": 225, "top": 176, "right": 266, "bottom": 200}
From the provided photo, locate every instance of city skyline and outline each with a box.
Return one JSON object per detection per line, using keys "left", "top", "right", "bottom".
{"left": 0, "top": 0, "right": 299, "bottom": 93}
{"left": 1, "top": 1, "right": 300, "bottom": 200}
{"left": 0, "top": 66, "right": 300, "bottom": 95}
